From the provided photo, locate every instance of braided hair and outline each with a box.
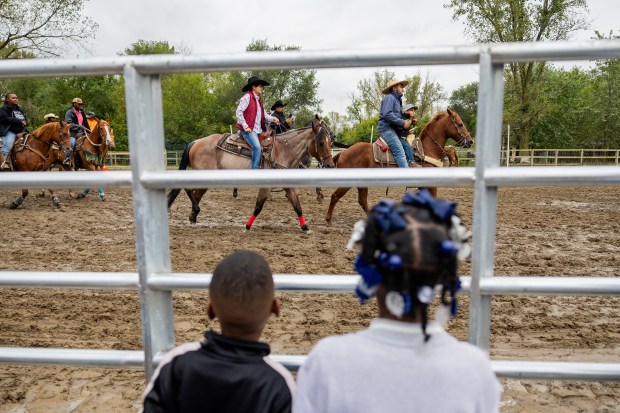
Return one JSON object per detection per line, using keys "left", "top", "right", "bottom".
{"left": 349, "top": 189, "right": 470, "bottom": 341}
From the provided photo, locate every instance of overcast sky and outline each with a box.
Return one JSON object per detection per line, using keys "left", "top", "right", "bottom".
{"left": 82, "top": 0, "right": 617, "bottom": 115}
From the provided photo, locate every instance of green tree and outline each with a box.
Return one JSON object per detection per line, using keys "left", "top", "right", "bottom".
{"left": 591, "top": 31, "right": 620, "bottom": 148}
{"left": 0, "top": 0, "right": 97, "bottom": 58}
{"left": 340, "top": 116, "right": 379, "bottom": 146}
{"left": 243, "top": 39, "right": 322, "bottom": 116}
{"left": 446, "top": 0, "right": 590, "bottom": 156}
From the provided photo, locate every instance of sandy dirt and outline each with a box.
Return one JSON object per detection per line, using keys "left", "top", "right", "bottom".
{"left": 0, "top": 184, "right": 619, "bottom": 412}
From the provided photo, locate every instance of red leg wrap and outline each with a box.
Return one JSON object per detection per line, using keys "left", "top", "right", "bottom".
{"left": 299, "top": 215, "right": 306, "bottom": 227}
{"left": 246, "top": 215, "right": 256, "bottom": 227}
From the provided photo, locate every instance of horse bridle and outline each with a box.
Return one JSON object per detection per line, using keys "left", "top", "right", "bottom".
{"left": 449, "top": 115, "right": 472, "bottom": 146}
{"left": 421, "top": 115, "right": 472, "bottom": 159}
{"left": 310, "top": 121, "right": 332, "bottom": 168}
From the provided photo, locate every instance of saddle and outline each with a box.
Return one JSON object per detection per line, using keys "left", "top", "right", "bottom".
{"left": 216, "top": 130, "right": 274, "bottom": 160}
{"left": 372, "top": 137, "right": 397, "bottom": 166}
{"left": 12, "top": 132, "right": 30, "bottom": 153}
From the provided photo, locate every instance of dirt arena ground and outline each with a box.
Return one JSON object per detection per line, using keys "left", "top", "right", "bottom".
{"left": 0, "top": 184, "right": 619, "bottom": 412}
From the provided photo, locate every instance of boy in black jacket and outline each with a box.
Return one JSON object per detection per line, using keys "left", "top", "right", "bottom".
{"left": 142, "top": 250, "right": 294, "bottom": 413}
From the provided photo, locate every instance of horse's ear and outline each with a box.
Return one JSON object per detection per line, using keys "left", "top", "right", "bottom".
{"left": 447, "top": 108, "right": 453, "bottom": 116}
{"left": 315, "top": 114, "right": 320, "bottom": 120}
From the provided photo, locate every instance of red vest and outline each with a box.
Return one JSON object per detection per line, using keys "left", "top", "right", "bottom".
{"left": 236, "top": 92, "right": 267, "bottom": 131}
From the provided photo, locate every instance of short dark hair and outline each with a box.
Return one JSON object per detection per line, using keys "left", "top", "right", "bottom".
{"left": 210, "top": 250, "right": 273, "bottom": 304}
{"left": 4, "top": 92, "right": 16, "bottom": 104}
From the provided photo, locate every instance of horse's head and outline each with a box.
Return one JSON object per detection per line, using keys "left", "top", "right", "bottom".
{"left": 446, "top": 109, "right": 473, "bottom": 148}
{"left": 97, "top": 119, "right": 116, "bottom": 151}
{"left": 309, "top": 116, "right": 335, "bottom": 168}
{"left": 33, "top": 121, "right": 71, "bottom": 161}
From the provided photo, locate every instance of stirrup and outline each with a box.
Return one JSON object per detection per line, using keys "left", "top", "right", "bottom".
{"left": 0, "top": 158, "right": 10, "bottom": 170}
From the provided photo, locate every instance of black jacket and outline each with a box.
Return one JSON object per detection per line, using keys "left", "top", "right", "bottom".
{"left": 142, "top": 330, "right": 294, "bottom": 413}
{"left": 64, "top": 107, "right": 90, "bottom": 136}
{"left": 0, "top": 103, "right": 28, "bottom": 136}
{"left": 271, "top": 111, "right": 290, "bottom": 134}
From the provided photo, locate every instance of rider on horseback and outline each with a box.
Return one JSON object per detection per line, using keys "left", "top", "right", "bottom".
{"left": 63, "top": 97, "right": 91, "bottom": 165}
{"left": 0, "top": 92, "right": 29, "bottom": 170}
{"left": 270, "top": 100, "right": 292, "bottom": 134}
{"left": 235, "top": 76, "right": 280, "bottom": 169}
{"left": 378, "top": 79, "right": 419, "bottom": 168}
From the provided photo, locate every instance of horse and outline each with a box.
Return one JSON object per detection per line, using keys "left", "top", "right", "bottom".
{"left": 167, "top": 118, "right": 335, "bottom": 232}
{"left": 2, "top": 121, "right": 72, "bottom": 209}
{"left": 325, "top": 109, "right": 473, "bottom": 226}
{"left": 231, "top": 117, "right": 335, "bottom": 201}
{"left": 443, "top": 145, "right": 459, "bottom": 167}
{"left": 65, "top": 118, "right": 116, "bottom": 200}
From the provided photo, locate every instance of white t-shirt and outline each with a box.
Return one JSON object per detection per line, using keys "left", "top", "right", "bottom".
{"left": 294, "top": 319, "right": 502, "bottom": 413}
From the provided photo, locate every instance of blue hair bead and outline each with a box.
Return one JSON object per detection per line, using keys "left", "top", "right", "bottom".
{"left": 440, "top": 240, "right": 459, "bottom": 256}
{"left": 387, "top": 254, "right": 403, "bottom": 269}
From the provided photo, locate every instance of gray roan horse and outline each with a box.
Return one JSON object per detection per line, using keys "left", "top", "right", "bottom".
{"left": 167, "top": 118, "right": 335, "bottom": 232}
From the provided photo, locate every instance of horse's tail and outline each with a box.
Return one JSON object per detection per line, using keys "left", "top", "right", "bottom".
{"left": 167, "top": 141, "right": 195, "bottom": 208}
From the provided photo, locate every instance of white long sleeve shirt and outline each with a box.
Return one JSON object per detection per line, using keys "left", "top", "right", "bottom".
{"left": 294, "top": 319, "right": 502, "bottom": 413}
{"left": 236, "top": 92, "right": 276, "bottom": 133}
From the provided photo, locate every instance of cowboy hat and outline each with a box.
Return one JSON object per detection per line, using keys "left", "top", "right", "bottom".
{"left": 43, "top": 113, "right": 58, "bottom": 121}
{"left": 270, "top": 100, "right": 286, "bottom": 111}
{"left": 382, "top": 79, "right": 409, "bottom": 95}
{"left": 403, "top": 103, "right": 418, "bottom": 112}
{"left": 72, "top": 97, "right": 83, "bottom": 104}
{"left": 86, "top": 112, "right": 97, "bottom": 119}
{"left": 242, "top": 76, "right": 270, "bottom": 92}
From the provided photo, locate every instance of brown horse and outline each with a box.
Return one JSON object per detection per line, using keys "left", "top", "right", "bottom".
{"left": 70, "top": 118, "right": 116, "bottom": 200}
{"left": 167, "top": 118, "right": 335, "bottom": 232}
{"left": 325, "top": 109, "right": 473, "bottom": 225}
{"left": 2, "top": 122, "right": 71, "bottom": 209}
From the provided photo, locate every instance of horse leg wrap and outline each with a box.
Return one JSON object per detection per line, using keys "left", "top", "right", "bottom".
{"left": 10, "top": 197, "right": 24, "bottom": 209}
{"left": 51, "top": 195, "right": 61, "bottom": 207}
{"left": 245, "top": 215, "right": 256, "bottom": 230}
{"left": 98, "top": 188, "right": 105, "bottom": 201}
{"left": 299, "top": 215, "right": 309, "bottom": 231}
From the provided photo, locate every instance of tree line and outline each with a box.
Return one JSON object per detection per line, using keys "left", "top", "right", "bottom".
{"left": 1, "top": 0, "right": 618, "bottom": 151}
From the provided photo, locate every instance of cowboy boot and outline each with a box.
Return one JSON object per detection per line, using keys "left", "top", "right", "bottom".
{"left": 409, "top": 161, "right": 422, "bottom": 168}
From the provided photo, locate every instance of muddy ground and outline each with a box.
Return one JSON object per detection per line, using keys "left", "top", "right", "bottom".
{"left": 0, "top": 184, "right": 619, "bottom": 412}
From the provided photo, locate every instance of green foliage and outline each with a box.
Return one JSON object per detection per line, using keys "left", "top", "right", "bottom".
{"left": 445, "top": 0, "right": 590, "bottom": 151}
{"left": 120, "top": 40, "right": 176, "bottom": 56}
{"left": 340, "top": 116, "right": 379, "bottom": 145}
{"left": 0, "top": 0, "right": 97, "bottom": 58}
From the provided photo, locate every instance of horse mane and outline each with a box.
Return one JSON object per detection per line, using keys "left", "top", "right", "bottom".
{"left": 32, "top": 121, "right": 59, "bottom": 138}
{"left": 419, "top": 112, "right": 449, "bottom": 136}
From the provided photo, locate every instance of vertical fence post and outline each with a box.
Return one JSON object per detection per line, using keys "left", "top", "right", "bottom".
{"left": 555, "top": 150, "right": 559, "bottom": 166}
{"left": 124, "top": 65, "right": 175, "bottom": 380}
{"left": 470, "top": 51, "right": 504, "bottom": 351}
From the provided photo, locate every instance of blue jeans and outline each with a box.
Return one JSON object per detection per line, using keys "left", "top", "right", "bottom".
{"left": 401, "top": 137, "right": 415, "bottom": 163}
{"left": 1, "top": 131, "right": 17, "bottom": 157}
{"left": 241, "top": 130, "right": 261, "bottom": 169}
{"left": 380, "top": 128, "right": 409, "bottom": 168}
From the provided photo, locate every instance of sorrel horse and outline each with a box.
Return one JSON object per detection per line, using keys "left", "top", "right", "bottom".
{"left": 2, "top": 122, "right": 71, "bottom": 209}
{"left": 57, "top": 118, "right": 116, "bottom": 200}
{"left": 167, "top": 118, "right": 335, "bottom": 232}
{"left": 325, "top": 109, "right": 473, "bottom": 225}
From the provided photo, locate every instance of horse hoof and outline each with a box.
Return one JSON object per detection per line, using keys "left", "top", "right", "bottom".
{"left": 100, "top": 196, "right": 106, "bottom": 201}
{"left": 9, "top": 203, "right": 19, "bottom": 210}
{"left": 245, "top": 225, "right": 252, "bottom": 231}
{"left": 316, "top": 197, "right": 324, "bottom": 203}
{"left": 301, "top": 224, "right": 310, "bottom": 232}
{"left": 77, "top": 192, "right": 86, "bottom": 199}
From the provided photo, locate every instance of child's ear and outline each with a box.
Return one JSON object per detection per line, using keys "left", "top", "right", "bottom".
{"left": 207, "top": 303, "right": 216, "bottom": 320}
{"left": 271, "top": 298, "right": 281, "bottom": 317}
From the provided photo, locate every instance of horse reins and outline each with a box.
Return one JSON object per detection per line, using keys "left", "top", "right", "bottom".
{"left": 420, "top": 115, "right": 471, "bottom": 161}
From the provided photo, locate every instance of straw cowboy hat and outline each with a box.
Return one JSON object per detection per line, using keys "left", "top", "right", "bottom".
{"left": 241, "top": 76, "right": 270, "bottom": 92}
{"left": 270, "top": 100, "right": 286, "bottom": 111}
{"left": 72, "top": 97, "right": 83, "bottom": 104}
{"left": 382, "top": 79, "right": 409, "bottom": 95}
{"left": 43, "top": 113, "right": 58, "bottom": 121}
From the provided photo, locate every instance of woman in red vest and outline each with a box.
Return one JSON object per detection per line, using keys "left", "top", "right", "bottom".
{"left": 235, "top": 76, "right": 279, "bottom": 169}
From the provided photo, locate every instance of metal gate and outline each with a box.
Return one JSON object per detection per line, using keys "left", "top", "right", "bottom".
{"left": 1, "top": 41, "right": 620, "bottom": 382}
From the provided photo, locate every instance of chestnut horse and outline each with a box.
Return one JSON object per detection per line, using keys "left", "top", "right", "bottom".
{"left": 70, "top": 118, "right": 116, "bottom": 200}
{"left": 2, "top": 122, "right": 71, "bottom": 209}
{"left": 167, "top": 118, "right": 335, "bottom": 232}
{"left": 325, "top": 109, "right": 473, "bottom": 225}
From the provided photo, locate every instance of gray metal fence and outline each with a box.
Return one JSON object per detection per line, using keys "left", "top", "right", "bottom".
{"left": 1, "top": 41, "right": 620, "bottom": 383}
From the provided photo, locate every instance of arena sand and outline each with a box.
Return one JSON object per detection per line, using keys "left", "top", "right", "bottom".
{"left": 1, "top": 185, "right": 619, "bottom": 412}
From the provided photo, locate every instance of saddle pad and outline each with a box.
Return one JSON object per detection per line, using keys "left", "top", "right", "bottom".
{"left": 372, "top": 141, "right": 397, "bottom": 165}
{"left": 217, "top": 134, "right": 252, "bottom": 159}
{"left": 224, "top": 132, "right": 272, "bottom": 150}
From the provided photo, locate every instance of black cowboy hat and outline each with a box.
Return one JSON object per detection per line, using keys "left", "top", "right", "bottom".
{"left": 270, "top": 100, "right": 286, "bottom": 111}
{"left": 242, "top": 76, "right": 270, "bottom": 92}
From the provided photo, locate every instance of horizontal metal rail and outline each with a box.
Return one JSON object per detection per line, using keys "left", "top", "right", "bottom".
{"left": 1, "top": 41, "right": 618, "bottom": 79}
{"left": 3, "top": 272, "right": 619, "bottom": 296}
{"left": 484, "top": 166, "right": 620, "bottom": 187}
{"left": 1, "top": 167, "right": 617, "bottom": 191}
{"left": 1, "top": 347, "right": 618, "bottom": 381}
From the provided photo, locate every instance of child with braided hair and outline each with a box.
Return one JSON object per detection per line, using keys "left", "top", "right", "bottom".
{"left": 294, "top": 189, "right": 501, "bottom": 413}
